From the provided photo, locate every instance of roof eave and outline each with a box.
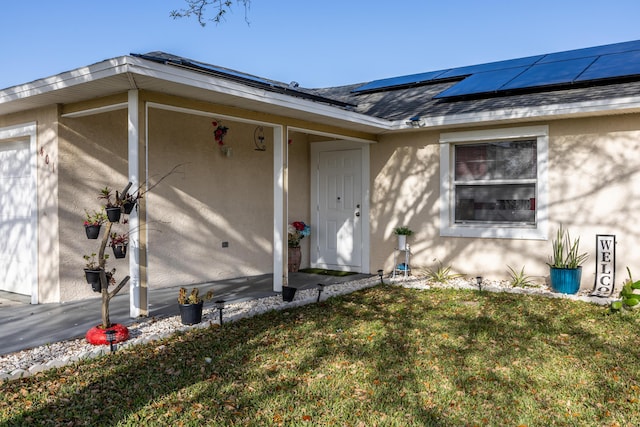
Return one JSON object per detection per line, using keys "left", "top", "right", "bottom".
{"left": 0, "top": 55, "right": 393, "bottom": 134}
{"left": 390, "top": 95, "right": 640, "bottom": 131}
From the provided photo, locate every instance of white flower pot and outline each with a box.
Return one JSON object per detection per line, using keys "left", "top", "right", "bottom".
{"left": 397, "top": 235, "right": 407, "bottom": 249}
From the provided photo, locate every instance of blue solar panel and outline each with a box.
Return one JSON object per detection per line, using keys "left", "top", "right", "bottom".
{"left": 184, "top": 60, "right": 274, "bottom": 86}
{"left": 501, "top": 57, "right": 595, "bottom": 90}
{"left": 538, "top": 39, "right": 640, "bottom": 64}
{"left": 351, "top": 40, "right": 640, "bottom": 98}
{"left": 352, "top": 70, "right": 448, "bottom": 93}
{"left": 576, "top": 50, "right": 640, "bottom": 81}
{"left": 436, "top": 55, "right": 544, "bottom": 79}
{"left": 434, "top": 67, "right": 528, "bottom": 98}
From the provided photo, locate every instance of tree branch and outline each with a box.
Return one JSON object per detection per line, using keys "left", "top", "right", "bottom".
{"left": 170, "top": 0, "right": 251, "bottom": 26}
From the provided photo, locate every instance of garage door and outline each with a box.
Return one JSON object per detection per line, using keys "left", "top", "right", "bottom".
{"left": 0, "top": 127, "right": 37, "bottom": 299}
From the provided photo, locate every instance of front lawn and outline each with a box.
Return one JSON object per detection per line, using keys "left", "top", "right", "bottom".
{"left": 1, "top": 285, "right": 639, "bottom": 426}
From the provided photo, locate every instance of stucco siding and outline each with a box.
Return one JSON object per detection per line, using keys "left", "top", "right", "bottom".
{"left": 59, "top": 109, "right": 128, "bottom": 302}
{"left": 369, "top": 115, "right": 640, "bottom": 290}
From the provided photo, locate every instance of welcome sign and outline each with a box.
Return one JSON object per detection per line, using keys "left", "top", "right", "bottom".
{"left": 591, "top": 234, "right": 616, "bottom": 297}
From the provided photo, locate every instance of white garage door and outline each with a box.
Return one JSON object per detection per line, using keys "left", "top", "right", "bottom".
{"left": 0, "top": 126, "right": 37, "bottom": 299}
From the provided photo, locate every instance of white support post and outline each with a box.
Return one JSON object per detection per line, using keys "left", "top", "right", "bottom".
{"left": 273, "top": 125, "right": 285, "bottom": 292}
{"left": 128, "top": 90, "right": 145, "bottom": 317}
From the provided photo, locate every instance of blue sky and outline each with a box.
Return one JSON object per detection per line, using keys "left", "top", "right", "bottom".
{"left": 2, "top": 1, "right": 640, "bottom": 89}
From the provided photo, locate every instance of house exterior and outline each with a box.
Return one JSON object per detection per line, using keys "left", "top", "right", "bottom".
{"left": 2, "top": 40, "right": 640, "bottom": 312}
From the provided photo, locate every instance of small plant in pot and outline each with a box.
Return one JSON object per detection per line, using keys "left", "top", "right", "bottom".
{"left": 83, "top": 253, "right": 113, "bottom": 292}
{"left": 109, "top": 232, "right": 129, "bottom": 259}
{"left": 393, "top": 226, "right": 413, "bottom": 250}
{"left": 178, "top": 287, "right": 214, "bottom": 325}
{"left": 98, "top": 187, "right": 123, "bottom": 223}
{"left": 546, "top": 225, "right": 589, "bottom": 294}
{"left": 84, "top": 209, "right": 107, "bottom": 239}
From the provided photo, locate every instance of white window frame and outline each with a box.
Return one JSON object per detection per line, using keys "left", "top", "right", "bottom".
{"left": 439, "top": 125, "right": 548, "bottom": 240}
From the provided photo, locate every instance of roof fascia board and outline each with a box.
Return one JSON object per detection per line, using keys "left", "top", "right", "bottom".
{"left": 0, "top": 57, "right": 131, "bottom": 103}
{"left": 125, "top": 56, "right": 392, "bottom": 131}
{"left": 391, "top": 95, "right": 640, "bottom": 130}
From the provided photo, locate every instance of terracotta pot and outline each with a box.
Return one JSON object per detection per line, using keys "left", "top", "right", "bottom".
{"left": 288, "top": 247, "right": 301, "bottom": 272}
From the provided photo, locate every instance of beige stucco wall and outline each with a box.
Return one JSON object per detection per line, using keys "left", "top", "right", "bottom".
{"left": 146, "top": 106, "right": 276, "bottom": 287}
{"left": 370, "top": 114, "right": 640, "bottom": 291}
{"left": 54, "top": 94, "right": 322, "bottom": 302}
{"left": 58, "top": 109, "right": 129, "bottom": 302}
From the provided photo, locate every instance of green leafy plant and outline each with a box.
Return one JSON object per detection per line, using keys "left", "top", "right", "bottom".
{"left": 109, "top": 232, "right": 129, "bottom": 248}
{"left": 393, "top": 226, "right": 413, "bottom": 236}
{"left": 83, "top": 253, "right": 109, "bottom": 270}
{"left": 611, "top": 267, "right": 640, "bottom": 313}
{"left": 547, "top": 225, "right": 588, "bottom": 269}
{"left": 507, "top": 265, "right": 535, "bottom": 287}
{"left": 426, "top": 259, "right": 463, "bottom": 283}
{"left": 178, "top": 287, "right": 214, "bottom": 305}
{"left": 83, "top": 209, "right": 107, "bottom": 226}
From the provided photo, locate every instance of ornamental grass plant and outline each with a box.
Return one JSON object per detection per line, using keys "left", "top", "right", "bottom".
{"left": 2, "top": 285, "right": 639, "bottom": 426}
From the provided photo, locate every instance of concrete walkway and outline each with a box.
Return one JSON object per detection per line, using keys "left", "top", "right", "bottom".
{"left": 0, "top": 272, "right": 371, "bottom": 356}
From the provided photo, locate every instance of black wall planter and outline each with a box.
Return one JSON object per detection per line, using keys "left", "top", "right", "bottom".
{"left": 179, "top": 302, "right": 204, "bottom": 325}
{"left": 112, "top": 244, "right": 127, "bottom": 259}
{"left": 85, "top": 225, "right": 101, "bottom": 239}
{"left": 282, "top": 286, "right": 297, "bottom": 302}
{"left": 106, "top": 207, "right": 122, "bottom": 223}
{"left": 84, "top": 269, "right": 102, "bottom": 292}
{"left": 123, "top": 201, "right": 135, "bottom": 214}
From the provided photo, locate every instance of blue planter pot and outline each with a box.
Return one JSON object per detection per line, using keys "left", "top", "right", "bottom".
{"left": 550, "top": 267, "right": 582, "bottom": 294}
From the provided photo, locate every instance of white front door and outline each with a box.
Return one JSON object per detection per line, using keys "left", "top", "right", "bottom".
{"left": 0, "top": 137, "right": 37, "bottom": 297}
{"left": 315, "top": 148, "right": 362, "bottom": 271}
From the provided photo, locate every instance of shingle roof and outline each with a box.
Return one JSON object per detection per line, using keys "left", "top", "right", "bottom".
{"left": 136, "top": 41, "right": 640, "bottom": 124}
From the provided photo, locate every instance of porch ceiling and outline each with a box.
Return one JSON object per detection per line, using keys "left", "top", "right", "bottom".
{"left": 0, "top": 56, "right": 390, "bottom": 136}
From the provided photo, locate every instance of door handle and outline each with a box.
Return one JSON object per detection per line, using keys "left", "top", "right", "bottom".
{"left": 355, "top": 212, "right": 360, "bottom": 217}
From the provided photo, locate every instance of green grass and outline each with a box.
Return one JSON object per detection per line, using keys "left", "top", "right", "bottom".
{"left": 297, "top": 268, "right": 357, "bottom": 277}
{"left": 2, "top": 285, "right": 640, "bottom": 426}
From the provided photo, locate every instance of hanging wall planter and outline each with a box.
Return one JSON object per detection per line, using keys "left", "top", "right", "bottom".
{"left": 112, "top": 244, "right": 127, "bottom": 259}
{"left": 106, "top": 207, "right": 122, "bottom": 223}
{"left": 85, "top": 225, "right": 101, "bottom": 239}
{"left": 84, "top": 269, "right": 102, "bottom": 292}
{"left": 123, "top": 200, "right": 135, "bottom": 215}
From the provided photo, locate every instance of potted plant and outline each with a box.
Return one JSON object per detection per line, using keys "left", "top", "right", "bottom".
{"left": 83, "top": 253, "right": 112, "bottom": 292}
{"left": 546, "top": 225, "right": 589, "bottom": 294}
{"left": 84, "top": 209, "right": 107, "bottom": 239}
{"left": 287, "top": 221, "right": 310, "bottom": 273}
{"left": 393, "top": 226, "right": 413, "bottom": 250}
{"left": 122, "top": 192, "right": 139, "bottom": 214}
{"left": 109, "top": 232, "right": 129, "bottom": 259}
{"left": 178, "top": 287, "right": 214, "bottom": 325}
{"left": 98, "top": 187, "right": 123, "bottom": 223}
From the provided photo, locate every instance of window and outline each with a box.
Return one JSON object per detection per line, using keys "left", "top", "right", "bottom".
{"left": 439, "top": 126, "right": 548, "bottom": 239}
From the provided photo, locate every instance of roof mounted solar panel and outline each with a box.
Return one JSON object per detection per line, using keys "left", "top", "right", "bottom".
{"left": 538, "top": 39, "right": 640, "bottom": 64}
{"left": 352, "top": 70, "right": 449, "bottom": 93}
{"left": 576, "top": 50, "right": 640, "bottom": 81}
{"left": 436, "top": 55, "right": 544, "bottom": 80}
{"left": 501, "top": 57, "right": 595, "bottom": 90}
{"left": 433, "top": 66, "right": 528, "bottom": 98}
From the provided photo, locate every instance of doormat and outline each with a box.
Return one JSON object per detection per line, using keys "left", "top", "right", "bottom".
{"left": 298, "top": 268, "right": 358, "bottom": 277}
